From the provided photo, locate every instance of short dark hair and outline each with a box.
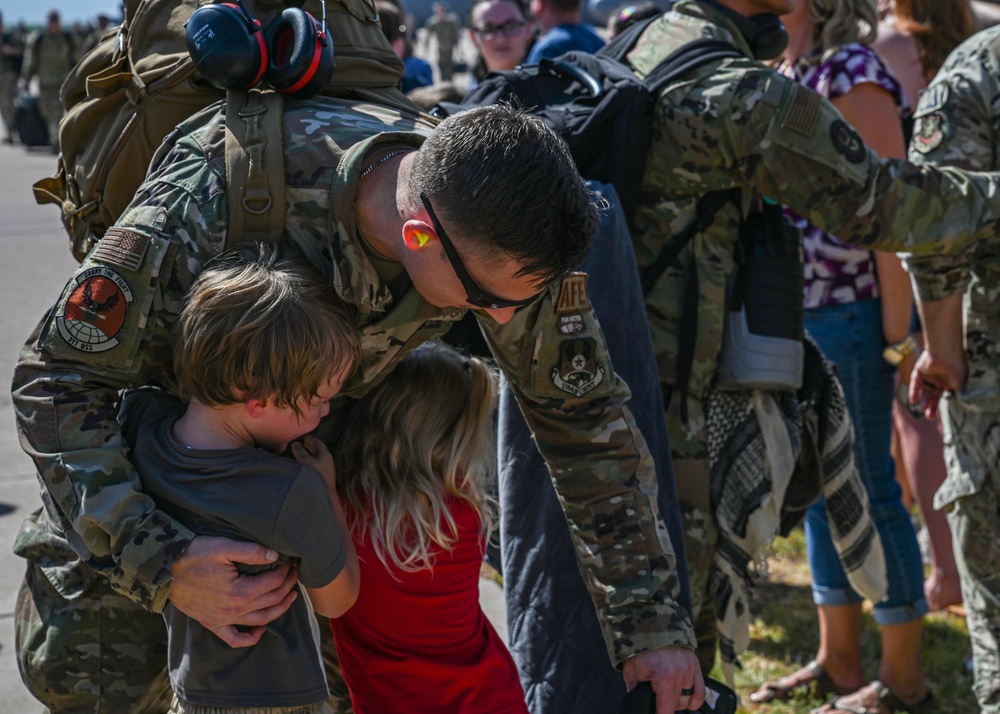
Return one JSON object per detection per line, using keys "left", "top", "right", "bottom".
{"left": 409, "top": 104, "right": 598, "bottom": 286}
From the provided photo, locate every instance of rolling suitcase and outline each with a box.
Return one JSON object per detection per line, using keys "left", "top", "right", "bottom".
{"left": 13, "top": 93, "right": 50, "bottom": 148}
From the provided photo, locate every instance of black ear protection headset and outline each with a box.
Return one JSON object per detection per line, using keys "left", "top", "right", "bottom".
{"left": 700, "top": 0, "right": 788, "bottom": 60}
{"left": 185, "top": 0, "right": 334, "bottom": 98}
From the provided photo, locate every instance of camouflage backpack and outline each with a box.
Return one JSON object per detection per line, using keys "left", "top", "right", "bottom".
{"left": 32, "top": 0, "right": 418, "bottom": 261}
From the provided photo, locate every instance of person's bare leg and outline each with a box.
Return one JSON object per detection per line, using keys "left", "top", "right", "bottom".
{"left": 892, "top": 399, "right": 962, "bottom": 610}
{"left": 878, "top": 619, "right": 928, "bottom": 704}
{"left": 814, "top": 602, "right": 866, "bottom": 689}
{"left": 748, "top": 603, "right": 863, "bottom": 702}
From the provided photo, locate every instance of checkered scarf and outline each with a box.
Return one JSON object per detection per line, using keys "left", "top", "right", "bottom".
{"left": 705, "top": 345, "right": 887, "bottom": 684}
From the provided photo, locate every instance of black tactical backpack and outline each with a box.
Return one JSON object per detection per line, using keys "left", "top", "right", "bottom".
{"left": 433, "top": 16, "right": 741, "bottom": 230}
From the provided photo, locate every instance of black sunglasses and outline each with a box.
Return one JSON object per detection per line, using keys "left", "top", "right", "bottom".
{"left": 420, "top": 193, "right": 540, "bottom": 310}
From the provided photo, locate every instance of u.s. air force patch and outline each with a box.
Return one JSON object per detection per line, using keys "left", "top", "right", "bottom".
{"left": 911, "top": 113, "right": 948, "bottom": 154}
{"left": 551, "top": 337, "right": 604, "bottom": 397}
{"left": 56, "top": 266, "right": 134, "bottom": 352}
{"left": 556, "top": 272, "right": 589, "bottom": 335}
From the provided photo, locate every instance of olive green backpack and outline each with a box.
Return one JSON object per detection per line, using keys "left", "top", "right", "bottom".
{"left": 32, "top": 0, "right": 421, "bottom": 261}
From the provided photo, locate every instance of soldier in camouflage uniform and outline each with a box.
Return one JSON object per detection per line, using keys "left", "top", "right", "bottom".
{"left": 905, "top": 25, "right": 1000, "bottom": 713}
{"left": 12, "top": 97, "right": 705, "bottom": 711}
{"left": 19, "top": 10, "right": 74, "bottom": 152}
{"left": 0, "top": 11, "right": 25, "bottom": 144}
{"left": 620, "top": 0, "right": 1000, "bottom": 679}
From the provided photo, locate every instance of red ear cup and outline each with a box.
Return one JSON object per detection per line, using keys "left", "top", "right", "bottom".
{"left": 186, "top": 2, "right": 268, "bottom": 91}
{"left": 264, "top": 7, "right": 334, "bottom": 99}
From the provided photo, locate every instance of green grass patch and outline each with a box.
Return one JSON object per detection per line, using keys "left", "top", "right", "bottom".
{"left": 717, "top": 528, "right": 975, "bottom": 713}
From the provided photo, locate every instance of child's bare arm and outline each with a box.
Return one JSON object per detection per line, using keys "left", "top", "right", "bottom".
{"left": 292, "top": 436, "right": 360, "bottom": 618}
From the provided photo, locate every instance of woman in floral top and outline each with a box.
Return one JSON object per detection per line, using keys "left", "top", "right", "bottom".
{"left": 750, "top": 2, "right": 933, "bottom": 713}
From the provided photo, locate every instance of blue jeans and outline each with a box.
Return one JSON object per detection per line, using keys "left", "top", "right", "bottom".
{"left": 804, "top": 299, "right": 927, "bottom": 624}
{"left": 497, "top": 184, "right": 689, "bottom": 713}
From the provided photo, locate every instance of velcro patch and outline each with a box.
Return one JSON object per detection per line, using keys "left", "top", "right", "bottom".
{"left": 911, "top": 113, "right": 948, "bottom": 154}
{"left": 92, "top": 228, "right": 150, "bottom": 271}
{"left": 56, "top": 267, "right": 135, "bottom": 353}
{"left": 782, "top": 85, "right": 821, "bottom": 136}
{"left": 914, "top": 83, "right": 949, "bottom": 117}
{"left": 555, "top": 273, "right": 590, "bottom": 315}
{"left": 551, "top": 337, "right": 605, "bottom": 397}
{"left": 829, "top": 119, "right": 866, "bottom": 163}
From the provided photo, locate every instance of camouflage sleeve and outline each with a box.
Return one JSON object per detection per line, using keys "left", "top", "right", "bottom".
{"left": 11, "top": 126, "right": 228, "bottom": 611}
{"left": 903, "top": 30, "right": 1000, "bottom": 303}
{"left": 479, "top": 276, "right": 696, "bottom": 666}
{"left": 645, "top": 59, "right": 1000, "bottom": 260}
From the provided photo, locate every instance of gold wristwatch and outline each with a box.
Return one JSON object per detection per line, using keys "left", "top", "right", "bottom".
{"left": 882, "top": 334, "right": 917, "bottom": 367}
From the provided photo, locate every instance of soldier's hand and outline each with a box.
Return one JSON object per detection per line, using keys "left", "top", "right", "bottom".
{"left": 909, "top": 348, "right": 967, "bottom": 420}
{"left": 168, "top": 536, "right": 299, "bottom": 648}
{"left": 623, "top": 646, "right": 704, "bottom": 714}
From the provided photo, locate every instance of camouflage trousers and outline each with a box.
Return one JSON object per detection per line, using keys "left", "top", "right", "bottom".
{"left": 940, "top": 396, "right": 1000, "bottom": 712}
{"left": 15, "top": 561, "right": 172, "bottom": 712}
{"left": 16, "top": 559, "right": 356, "bottom": 713}
{"left": 36, "top": 82, "right": 62, "bottom": 149}
{"left": 667, "top": 394, "right": 718, "bottom": 676}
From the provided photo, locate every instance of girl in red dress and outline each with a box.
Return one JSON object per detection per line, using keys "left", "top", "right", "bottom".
{"left": 331, "top": 341, "right": 528, "bottom": 713}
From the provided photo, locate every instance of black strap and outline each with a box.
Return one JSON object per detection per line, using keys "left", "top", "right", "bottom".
{"left": 640, "top": 188, "right": 739, "bottom": 296}
{"left": 622, "top": 33, "right": 742, "bottom": 297}
{"left": 599, "top": 13, "right": 665, "bottom": 62}
{"left": 643, "top": 39, "right": 743, "bottom": 95}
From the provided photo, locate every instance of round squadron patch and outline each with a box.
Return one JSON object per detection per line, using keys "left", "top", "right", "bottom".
{"left": 56, "top": 267, "right": 134, "bottom": 353}
{"left": 911, "top": 113, "right": 948, "bottom": 154}
{"left": 551, "top": 338, "right": 605, "bottom": 397}
{"left": 830, "top": 120, "right": 866, "bottom": 163}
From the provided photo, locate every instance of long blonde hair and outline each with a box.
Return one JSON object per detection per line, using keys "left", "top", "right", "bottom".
{"left": 336, "top": 342, "right": 498, "bottom": 572}
{"left": 807, "top": 0, "right": 879, "bottom": 48}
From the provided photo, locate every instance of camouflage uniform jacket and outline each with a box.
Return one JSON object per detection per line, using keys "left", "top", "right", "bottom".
{"left": 20, "top": 28, "right": 73, "bottom": 88}
{"left": 625, "top": 1, "right": 1000, "bottom": 452}
{"left": 907, "top": 25, "right": 1000, "bottom": 501}
{"left": 11, "top": 96, "right": 693, "bottom": 665}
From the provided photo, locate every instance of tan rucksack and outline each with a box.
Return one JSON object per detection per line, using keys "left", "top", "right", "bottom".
{"left": 33, "top": 0, "right": 419, "bottom": 261}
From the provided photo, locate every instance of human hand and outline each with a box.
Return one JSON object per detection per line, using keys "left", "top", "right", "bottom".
{"left": 623, "top": 646, "right": 705, "bottom": 713}
{"left": 292, "top": 435, "right": 335, "bottom": 491}
{"left": 168, "top": 536, "right": 298, "bottom": 648}
{"left": 908, "top": 348, "right": 967, "bottom": 420}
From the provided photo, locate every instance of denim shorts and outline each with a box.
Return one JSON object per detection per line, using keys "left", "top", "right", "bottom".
{"left": 803, "top": 298, "right": 927, "bottom": 625}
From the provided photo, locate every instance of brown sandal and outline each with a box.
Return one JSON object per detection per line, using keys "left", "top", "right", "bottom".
{"left": 749, "top": 660, "right": 853, "bottom": 704}
{"left": 813, "top": 680, "right": 935, "bottom": 714}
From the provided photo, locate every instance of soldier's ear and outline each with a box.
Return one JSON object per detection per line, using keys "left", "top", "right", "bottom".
{"left": 402, "top": 221, "right": 436, "bottom": 251}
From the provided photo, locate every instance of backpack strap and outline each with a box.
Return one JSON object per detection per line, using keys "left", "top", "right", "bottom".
{"left": 633, "top": 38, "right": 743, "bottom": 422}
{"left": 225, "top": 88, "right": 286, "bottom": 250}
{"left": 642, "top": 39, "right": 744, "bottom": 94}
{"left": 608, "top": 30, "right": 743, "bottom": 295}
{"left": 640, "top": 188, "right": 739, "bottom": 296}
{"left": 598, "top": 13, "right": 664, "bottom": 61}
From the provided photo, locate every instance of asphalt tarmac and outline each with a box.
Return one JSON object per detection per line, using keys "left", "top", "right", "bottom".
{"left": 0, "top": 140, "right": 506, "bottom": 711}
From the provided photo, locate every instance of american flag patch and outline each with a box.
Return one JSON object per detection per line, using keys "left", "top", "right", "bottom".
{"left": 92, "top": 229, "right": 150, "bottom": 271}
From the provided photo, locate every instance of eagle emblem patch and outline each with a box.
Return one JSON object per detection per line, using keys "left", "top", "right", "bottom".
{"left": 56, "top": 267, "right": 134, "bottom": 353}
